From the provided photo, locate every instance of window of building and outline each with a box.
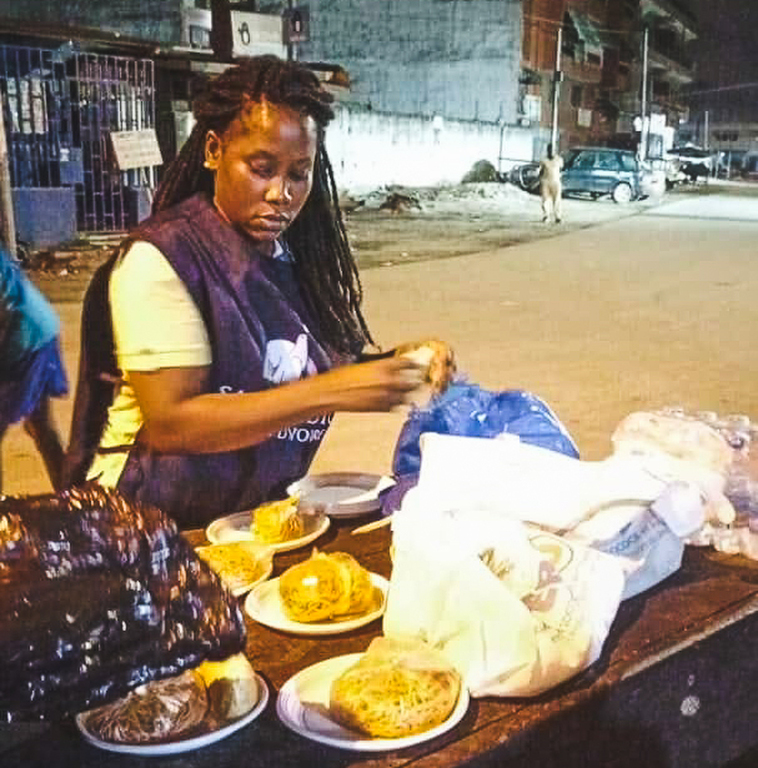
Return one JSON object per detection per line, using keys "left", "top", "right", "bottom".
{"left": 587, "top": 52, "right": 601, "bottom": 66}
{"left": 189, "top": 24, "right": 211, "bottom": 49}
{"left": 571, "top": 85, "right": 583, "bottom": 108}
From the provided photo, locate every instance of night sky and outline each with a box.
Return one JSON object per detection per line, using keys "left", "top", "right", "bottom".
{"left": 690, "top": 0, "right": 758, "bottom": 86}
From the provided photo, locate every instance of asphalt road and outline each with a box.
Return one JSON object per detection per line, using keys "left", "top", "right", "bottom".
{"left": 3, "top": 181, "right": 757, "bottom": 495}
{"left": 311, "top": 181, "right": 758, "bottom": 477}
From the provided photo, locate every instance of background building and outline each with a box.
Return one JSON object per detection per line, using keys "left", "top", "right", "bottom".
{"left": 679, "top": 0, "right": 758, "bottom": 176}
{"left": 0, "top": 0, "right": 712, "bottom": 246}
{"left": 521, "top": 0, "right": 696, "bottom": 158}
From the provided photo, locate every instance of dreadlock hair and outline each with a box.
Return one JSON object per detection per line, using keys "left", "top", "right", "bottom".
{"left": 152, "top": 55, "right": 373, "bottom": 357}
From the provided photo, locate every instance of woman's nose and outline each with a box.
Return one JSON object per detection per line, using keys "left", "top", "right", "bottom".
{"left": 265, "top": 177, "right": 293, "bottom": 203}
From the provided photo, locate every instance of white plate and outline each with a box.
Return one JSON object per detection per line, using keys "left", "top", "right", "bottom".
{"left": 244, "top": 573, "right": 388, "bottom": 635}
{"left": 276, "top": 654, "right": 469, "bottom": 751}
{"left": 76, "top": 672, "right": 269, "bottom": 756}
{"left": 287, "top": 473, "right": 395, "bottom": 518}
{"left": 195, "top": 541, "right": 274, "bottom": 597}
{"left": 206, "top": 510, "right": 330, "bottom": 551}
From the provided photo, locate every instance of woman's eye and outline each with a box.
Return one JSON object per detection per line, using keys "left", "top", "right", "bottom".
{"left": 250, "top": 164, "right": 274, "bottom": 178}
{"left": 289, "top": 170, "right": 310, "bottom": 182}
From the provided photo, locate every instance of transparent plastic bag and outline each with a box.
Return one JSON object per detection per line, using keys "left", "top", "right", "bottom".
{"left": 612, "top": 407, "right": 758, "bottom": 559}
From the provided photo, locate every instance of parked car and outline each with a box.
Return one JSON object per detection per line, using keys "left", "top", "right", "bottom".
{"left": 561, "top": 146, "right": 650, "bottom": 203}
{"left": 665, "top": 145, "right": 714, "bottom": 184}
{"left": 507, "top": 162, "right": 542, "bottom": 193}
{"left": 508, "top": 147, "right": 654, "bottom": 203}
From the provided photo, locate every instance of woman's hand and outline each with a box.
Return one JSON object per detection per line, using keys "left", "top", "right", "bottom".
{"left": 394, "top": 339, "right": 456, "bottom": 394}
{"left": 318, "top": 356, "right": 427, "bottom": 412}
{"left": 128, "top": 357, "right": 427, "bottom": 454}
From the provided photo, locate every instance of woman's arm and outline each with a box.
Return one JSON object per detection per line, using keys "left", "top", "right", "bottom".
{"left": 129, "top": 355, "right": 425, "bottom": 454}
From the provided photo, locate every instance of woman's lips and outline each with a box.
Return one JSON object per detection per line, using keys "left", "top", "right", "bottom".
{"left": 254, "top": 214, "right": 290, "bottom": 230}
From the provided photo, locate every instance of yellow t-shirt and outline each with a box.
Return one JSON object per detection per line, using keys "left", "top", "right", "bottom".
{"left": 87, "top": 241, "right": 211, "bottom": 487}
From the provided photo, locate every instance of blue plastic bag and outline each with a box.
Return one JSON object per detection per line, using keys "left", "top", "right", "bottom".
{"left": 392, "top": 382, "right": 580, "bottom": 479}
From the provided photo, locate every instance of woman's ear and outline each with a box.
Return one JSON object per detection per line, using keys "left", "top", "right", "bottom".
{"left": 204, "top": 130, "right": 222, "bottom": 170}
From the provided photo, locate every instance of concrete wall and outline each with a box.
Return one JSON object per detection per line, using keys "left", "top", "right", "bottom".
{"left": 295, "top": 0, "right": 523, "bottom": 124}
{"left": 0, "top": 0, "right": 185, "bottom": 44}
{"left": 326, "top": 104, "right": 538, "bottom": 191}
{"left": 0, "top": 0, "right": 524, "bottom": 124}
{"left": 169, "top": 99, "right": 538, "bottom": 191}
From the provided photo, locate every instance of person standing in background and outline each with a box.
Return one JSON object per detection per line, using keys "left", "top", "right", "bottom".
{"left": 539, "top": 144, "right": 563, "bottom": 224}
{"left": 0, "top": 247, "right": 68, "bottom": 492}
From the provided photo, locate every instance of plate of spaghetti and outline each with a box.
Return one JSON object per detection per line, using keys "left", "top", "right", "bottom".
{"left": 276, "top": 644, "right": 468, "bottom": 751}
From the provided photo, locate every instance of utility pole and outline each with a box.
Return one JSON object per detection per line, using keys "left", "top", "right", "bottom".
{"left": 286, "top": 0, "right": 296, "bottom": 61}
{"left": 550, "top": 23, "right": 563, "bottom": 152}
{"left": 0, "top": 92, "right": 17, "bottom": 259}
{"left": 640, "top": 26, "right": 649, "bottom": 161}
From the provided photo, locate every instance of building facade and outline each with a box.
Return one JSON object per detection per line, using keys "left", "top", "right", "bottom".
{"left": 280, "top": 0, "right": 524, "bottom": 126}
{"left": 520, "top": 0, "right": 696, "bottom": 157}
{"left": 679, "top": 0, "right": 758, "bottom": 176}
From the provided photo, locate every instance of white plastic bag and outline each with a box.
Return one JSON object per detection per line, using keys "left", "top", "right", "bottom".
{"left": 406, "top": 433, "right": 707, "bottom": 601}
{"left": 384, "top": 505, "right": 625, "bottom": 697}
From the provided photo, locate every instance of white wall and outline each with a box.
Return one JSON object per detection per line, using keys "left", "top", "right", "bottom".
{"left": 326, "top": 105, "right": 537, "bottom": 191}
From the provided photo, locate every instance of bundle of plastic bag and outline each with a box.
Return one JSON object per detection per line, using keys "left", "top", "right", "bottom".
{"left": 392, "top": 383, "right": 579, "bottom": 479}
{"left": 611, "top": 407, "right": 758, "bottom": 559}
{"left": 382, "top": 383, "right": 580, "bottom": 516}
{"left": 384, "top": 503, "right": 626, "bottom": 697}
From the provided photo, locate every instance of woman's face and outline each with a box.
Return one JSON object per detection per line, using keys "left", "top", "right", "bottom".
{"left": 205, "top": 99, "right": 318, "bottom": 247}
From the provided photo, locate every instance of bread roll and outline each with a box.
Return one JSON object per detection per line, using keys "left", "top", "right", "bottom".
{"left": 196, "top": 653, "right": 258, "bottom": 720}
{"left": 400, "top": 340, "right": 453, "bottom": 394}
{"left": 279, "top": 549, "right": 375, "bottom": 623}
{"left": 329, "top": 637, "right": 461, "bottom": 738}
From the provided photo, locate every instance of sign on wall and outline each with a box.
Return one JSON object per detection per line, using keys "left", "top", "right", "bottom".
{"left": 230, "top": 11, "right": 287, "bottom": 58}
{"left": 577, "top": 108, "right": 593, "bottom": 128}
{"left": 110, "top": 129, "right": 163, "bottom": 170}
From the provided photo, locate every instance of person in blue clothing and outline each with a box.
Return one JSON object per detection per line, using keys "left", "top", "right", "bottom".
{"left": 0, "top": 247, "right": 68, "bottom": 492}
{"left": 66, "top": 55, "right": 454, "bottom": 528}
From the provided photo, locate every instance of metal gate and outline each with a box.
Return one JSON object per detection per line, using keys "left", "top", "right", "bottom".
{"left": 0, "top": 44, "right": 155, "bottom": 234}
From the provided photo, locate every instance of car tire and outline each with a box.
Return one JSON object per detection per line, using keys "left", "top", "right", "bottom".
{"left": 612, "top": 182, "right": 633, "bottom": 204}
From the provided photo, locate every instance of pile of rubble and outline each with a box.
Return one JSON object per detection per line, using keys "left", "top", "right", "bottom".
{"left": 19, "top": 234, "right": 121, "bottom": 276}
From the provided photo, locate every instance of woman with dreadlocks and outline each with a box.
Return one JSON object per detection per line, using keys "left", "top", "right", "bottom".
{"left": 66, "top": 55, "right": 453, "bottom": 528}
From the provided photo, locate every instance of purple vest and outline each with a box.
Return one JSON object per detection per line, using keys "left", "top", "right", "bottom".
{"left": 116, "top": 194, "right": 335, "bottom": 528}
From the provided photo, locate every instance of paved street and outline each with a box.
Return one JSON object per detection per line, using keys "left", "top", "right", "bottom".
{"left": 3, "top": 182, "right": 757, "bottom": 495}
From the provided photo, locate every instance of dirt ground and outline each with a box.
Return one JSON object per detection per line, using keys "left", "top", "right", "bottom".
{"left": 25, "top": 181, "right": 657, "bottom": 303}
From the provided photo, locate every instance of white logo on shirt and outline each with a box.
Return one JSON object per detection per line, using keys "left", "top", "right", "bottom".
{"left": 263, "top": 333, "right": 317, "bottom": 384}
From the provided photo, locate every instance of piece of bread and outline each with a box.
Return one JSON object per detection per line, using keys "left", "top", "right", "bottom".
{"left": 196, "top": 653, "right": 258, "bottom": 720}
{"left": 400, "top": 340, "right": 452, "bottom": 394}
{"left": 329, "top": 637, "right": 461, "bottom": 738}
{"left": 252, "top": 495, "right": 303, "bottom": 543}
{"left": 279, "top": 549, "right": 375, "bottom": 623}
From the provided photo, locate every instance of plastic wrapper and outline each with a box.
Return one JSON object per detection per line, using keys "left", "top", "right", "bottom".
{"left": 612, "top": 408, "right": 758, "bottom": 559}
{"left": 392, "top": 382, "right": 579, "bottom": 479}
{"left": 385, "top": 382, "right": 579, "bottom": 515}
{"left": 0, "top": 484, "right": 246, "bottom": 722}
{"left": 385, "top": 504, "right": 625, "bottom": 697}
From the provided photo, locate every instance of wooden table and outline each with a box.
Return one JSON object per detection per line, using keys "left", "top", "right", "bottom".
{"left": 2, "top": 515, "right": 758, "bottom": 768}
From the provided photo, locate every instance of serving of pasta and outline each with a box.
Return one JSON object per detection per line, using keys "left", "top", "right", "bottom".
{"left": 279, "top": 550, "right": 376, "bottom": 623}
{"left": 251, "top": 495, "right": 304, "bottom": 544}
{"left": 328, "top": 637, "right": 462, "bottom": 738}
